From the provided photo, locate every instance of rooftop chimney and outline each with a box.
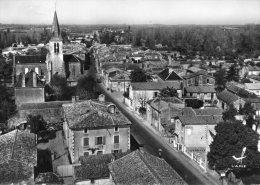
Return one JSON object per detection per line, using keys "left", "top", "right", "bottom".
{"left": 158, "top": 148, "right": 162, "bottom": 158}
{"left": 22, "top": 73, "right": 25, "bottom": 87}
{"left": 32, "top": 72, "right": 37, "bottom": 87}
{"left": 72, "top": 96, "right": 76, "bottom": 103}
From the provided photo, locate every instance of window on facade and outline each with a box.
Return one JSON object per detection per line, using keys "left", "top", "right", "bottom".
{"left": 84, "top": 129, "right": 88, "bottom": 134}
{"left": 114, "top": 126, "right": 119, "bottom": 132}
{"left": 207, "top": 79, "right": 210, "bottom": 84}
{"left": 25, "top": 68, "right": 29, "bottom": 74}
{"left": 90, "top": 179, "right": 95, "bottom": 184}
{"left": 113, "top": 149, "right": 119, "bottom": 153}
{"left": 154, "top": 92, "right": 158, "bottom": 97}
{"left": 83, "top": 138, "right": 89, "bottom": 146}
{"left": 114, "top": 135, "right": 119, "bottom": 144}
{"left": 187, "top": 128, "right": 192, "bottom": 135}
{"left": 95, "top": 136, "right": 105, "bottom": 145}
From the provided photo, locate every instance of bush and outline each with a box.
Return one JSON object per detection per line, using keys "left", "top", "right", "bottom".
{"left": 139, "top": 107, "right": 146, "bottom": 114}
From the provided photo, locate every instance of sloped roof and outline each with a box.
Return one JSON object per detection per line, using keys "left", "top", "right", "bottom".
{"left": 187, "top": 66, "right": 205, "bottom": 73}
{"left": 51, "top": 11, "right": 61, "bottom": 39}
{"left": 217, "top": 89, "right": 240, "bottom": 105}
{"left": 147, "top": 97, "right": 184, "bottom": 112}
{"left": 62, "top": 100, "right": 131, "bottom": 130}
{"left": 248, "top": 66, "right": 260, "bottom": 71}
{"left": 109, "top": 150, "right": 187, "bottom": 185}
{"left": 0, "top": 130, "right": 36, "bottom": 184}
{"left": 35, "top": 172, "right": 63, "bottom": 184}
{"left": 15, "top": 71, "right": 44, "bottom": 87}
{"left": 193, "top": 108, "right": 223, "bottom": 116}
{"left": 244, "top": 83, "right": 260, "bottom": 90}
{"left": 15, "top": 55, "right": 46, "bottom": 64}
{"left": 8, "top": 101, "right": 65, "bottom": 128}
{"left": 183, "top": 71, "right": 213, "bottom": 79}
{"left": 158, "top": 68, "right": 183, "bottom": 81}
{"left": 75, "top": 152, "right": 127, "bottom": 181}
{"left": 63, "top": 54, "right": 80, "bottom": 63}
{"left": 178, "top": 115, "right": 223, "bottom": 125}
{"left": 131, "top": 81, "right": 181, "bottom": 91}
{"left": 185, "top": 86, "right": 216, "bottom": 93}
{"left": 131, "top": 82, "right": 165, "bottom": 90}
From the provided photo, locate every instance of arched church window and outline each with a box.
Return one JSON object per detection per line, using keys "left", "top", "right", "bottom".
{"left": 54, "top": 43, "right": 57, "bottom": 53}
{"left": 57, "top": 43, "right": 59, "bottom": 53}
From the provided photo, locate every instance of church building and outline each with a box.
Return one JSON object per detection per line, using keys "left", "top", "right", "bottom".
{"left": 13, "top": 11, "right": 83, "bottom": 105}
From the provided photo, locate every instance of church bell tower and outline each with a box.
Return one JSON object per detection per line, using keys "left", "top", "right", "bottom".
{"left": 48, "top": 11, "right": 65, "bottom": 79}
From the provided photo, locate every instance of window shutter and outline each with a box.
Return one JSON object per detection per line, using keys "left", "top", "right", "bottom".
{"left": 95, "top": 137, "right": 98, "bottom": 145}
{"left": 103, "top": 136, "right": 106, "bottom": 145}
{"left": 57, "top": 43, "right": 59, "bottom": 53}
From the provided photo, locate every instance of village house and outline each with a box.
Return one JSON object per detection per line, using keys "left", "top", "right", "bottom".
{"left": 184, "top": 86, "right": 217, "bottom": 105}
{"left": 102, "top": 67, "right": 130, "bottom": 92}
{"left": 146, "top": 97, "right": 185, "bottom": 134}
{"left": 170, "top": 110, "right": 223, "bottom": 152}
{"left": 14, "top": 70, "right": 45, "bottom": 105}
{"left": 217, "top": 89, "right": 245, "bottom": 110}
{"left": 0, "top": 129, "right": 37, "bottom": 184}
{"left": 108, "top": 150, "right": 187, "bottom": 185}
{"left": 157, "top": 67, "right": 183, "bottom": 83}
{"left": 62, "top": 98, "right": 131, "bottom": 163}
{"left": 182, "top": 71, "right": 215, "bottom": 87}
{"left": 128, "top": 81, "right": 182, "bottom": 111}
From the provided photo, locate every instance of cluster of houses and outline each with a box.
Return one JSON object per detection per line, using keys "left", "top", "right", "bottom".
{"left": 0, "top": 11, "right": 188, "bottom": 185}
{"left": 93, "top": 35, "right": 260, "bottom": 166}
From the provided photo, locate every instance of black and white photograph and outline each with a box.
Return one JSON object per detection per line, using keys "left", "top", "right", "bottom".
{"left": 0, "top": 0, "right": 260, "bottom": 184}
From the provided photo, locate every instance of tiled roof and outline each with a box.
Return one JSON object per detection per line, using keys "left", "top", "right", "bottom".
{"left": 158, "top": 68, "right": 183, "bottom": 81}
{"left": 131, "top": 81, "right": 181, "bottom": 91}
{"left": 8, "top": 102, "right": 65, "bottom": 128}
{"left": 183, "top": 71, "right": 213, "bottom": 79}
{"left": 35, "top": 172, "right": 63, "bottom": 184}
{"left": 63, "top": 54, "right": 80, "bottom": 63}
{"left": 193, "top": 108, "right": 223, "bottom": 116}
{"left": 147, "top": 97, "right": 184, "bottom": 112}
{"left": 178, "top": 115, "right": 223, "bottom": 125}
{"left": 15, "top": 55, "right": 46, "bottom": 64}
{"left": 109, "top": 150, "right": 187, "bottom": 185}
{"left": 248, "top": 75, "right": 260, "bottom": 81}
{"left": 185, "top": 86, "right": 216, "bottom": 93}
{"left": 75, "top": 153, "right": 127, "bottom": 181}
{"left": 62, "top": 100, "right": 131, "bottom": 130}
{"left": 245, "top": 83, "right": 260, "bottom": 90}
{"left": 217, "top": 89, "right": 240, "bottom": 105}
{"left": 248, "top": 66, "right": 260, "bottom": 71}
{"left": 0, "top": 130, "right": 36, "bottom": 184}
{"left": 131, "top": 82, "right": 165, "bottom": 90}
{"left": 187, "top": 66, "right": 205, "bottom": 73}
{"left": 15, "top": 70, "right": 45, "bottom": 87}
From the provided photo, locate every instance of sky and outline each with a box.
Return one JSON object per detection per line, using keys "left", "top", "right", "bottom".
{"left": 0, "top": 0, "right": 260, "bottom": 25}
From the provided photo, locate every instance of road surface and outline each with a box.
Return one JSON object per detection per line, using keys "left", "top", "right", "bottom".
{"left": 97, "top": 83, "right": 219, "bottom": 185}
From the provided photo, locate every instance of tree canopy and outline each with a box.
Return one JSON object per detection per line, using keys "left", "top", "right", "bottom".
{"left": 27, "top": 115, "right": 47, "bottom": 134}
{"left": 185, "top": 99, "right": 204, "bottom": 109}
{"left": 208, "top": 121, "right": 260, "bottom": 172}
{"left": 129, "top": 68, "right": 147, "bottom": 82}
{"left": 76, "top": 76, "right": 99, "bottom": 100}
{"left": 159, "top": 87, "right": 178, "bottom": 97}
{"left": 222, "top": 104, "right": 238, "bottom": 122}
{"left": 214, "top": 66, "right": 227, "bottom": 92}
{"left": 227, "top": 64, "right": 240, "bottom": 82}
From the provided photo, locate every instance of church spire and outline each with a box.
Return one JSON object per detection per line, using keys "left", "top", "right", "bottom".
{"left": 51, "top": 11, "right": 61, "bottom": 39}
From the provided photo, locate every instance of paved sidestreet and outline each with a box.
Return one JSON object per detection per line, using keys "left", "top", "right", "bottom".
{"left": 97, "top": 83, "right": 220, "bottom": 185}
